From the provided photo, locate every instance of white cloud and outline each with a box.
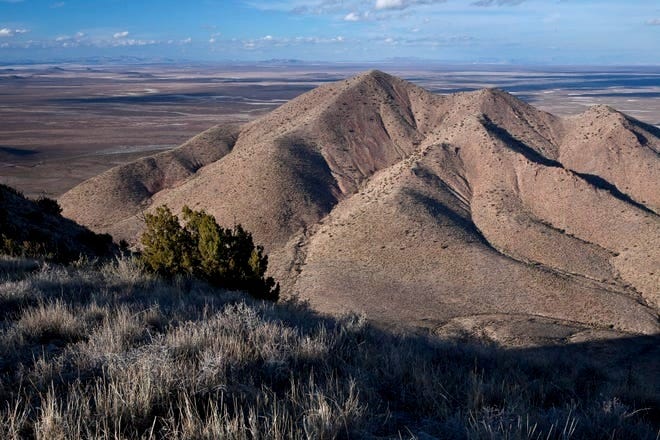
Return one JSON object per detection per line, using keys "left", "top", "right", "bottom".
{"left": 240, "top": 34, "right": 348, "bottom": 50}
{"left": 374, "top": 0, "right": 446, "bottom": 11}
{"left": 181, "top": 37, "right": 192, "bottom": 44}
{"left": 288, "top": 0, "right": 358, "bottom": 15}
{"left": 110, "top": 38, "right": 158, "bottom": 47}
{"left": 50, "top": 2, "right": 65, "bottom": 7}
{"left": 270, "top": 0, "right": 447, "bottom": 16}
{"left": 113, "top": 31, "right": 129, "bottom": 39}
{"left": 55, "top": 31, "right": 85, "bottom": 42}
{"left": 647, "top": 18, "right": 660, "bottom": 26}
{"left": 209, "top": 37, "right": 216, "bottom": 43}
{"left": 0, "top": 28, "right": 28, "bottom": 37}
{"left": 344, "top": 12, "right": 361, "bottom": 21}
{"left": 376, "top": 0, "right": 404, "bottom": 10}
{"left": 0, "top": 32, "right": 165, "bottom": 49}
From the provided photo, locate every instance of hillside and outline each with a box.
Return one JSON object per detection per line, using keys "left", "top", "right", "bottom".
{"left": 0, "top": 257, "right": 657, "bottom": 438}
{"left": 60, "top": 70, "right": 660, "bottom": 343}
{"left": 0, "top": 184, "right": 115, "bottom": 261}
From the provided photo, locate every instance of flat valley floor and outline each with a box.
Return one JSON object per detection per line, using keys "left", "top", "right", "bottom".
{"left": 1, "top": 62, "right": 660, "bottom": 197}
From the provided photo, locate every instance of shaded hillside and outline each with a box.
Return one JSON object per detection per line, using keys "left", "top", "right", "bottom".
{"left": 560, "top": 105, "right": 660, "bottom": 213}
{"left": 0, "top": 257, "right": 657, "bottom": 439}
{"left": 60, "top": 71, "right": 660, "bottom": 342}
{"left": 0, "top": 184, "right": 115, "bottom": 262}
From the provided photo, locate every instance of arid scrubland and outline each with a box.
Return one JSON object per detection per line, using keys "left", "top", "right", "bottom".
{"left": 0, "top": 256, "right": 657, "bottom": 439}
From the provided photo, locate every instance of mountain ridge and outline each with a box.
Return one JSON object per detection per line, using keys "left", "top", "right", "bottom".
{"left": 59, "top": 70, "right": 660, "bottom": 344}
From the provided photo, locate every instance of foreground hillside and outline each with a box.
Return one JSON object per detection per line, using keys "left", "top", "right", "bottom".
{"left": 0, "top": 256, "right": 657, "bottom": 439}
{"left": 0, "top": 184, "right": 115, "bottom": 262}
{"left": 60, "top": 70, "right": 660, "bottom": 342}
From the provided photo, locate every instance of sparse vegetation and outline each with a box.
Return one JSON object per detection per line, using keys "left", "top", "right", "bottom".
{"left": 34, "top": 196, "right": 62, "bottom": 216}
{"left": 0, "top": 256, "right": 657, "bottom": 439}
{"left": 140, "top": 205, "right": 279, "bottom": 301}
{"left": 0, "top": 184, "right": 116, "bottom": 263}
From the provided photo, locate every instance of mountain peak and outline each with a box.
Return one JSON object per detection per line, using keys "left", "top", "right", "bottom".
{"left": 344, "top": 69, "right": 407, "bottom": 91}
{"left": 355, "top": 69, "right": 390, "bottom": 79}
{"left": 586, "top": 103, "right": 618, "bottom": 113}
{"left": 462, "top": 86, "right": 525, "bottom": 107}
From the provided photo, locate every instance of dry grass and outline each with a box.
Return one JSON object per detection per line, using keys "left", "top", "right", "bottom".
{"left": 0, "top": 255, "right": 657, "bottom": 439}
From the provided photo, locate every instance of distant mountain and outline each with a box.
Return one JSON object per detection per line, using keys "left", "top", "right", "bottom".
{"left": 60, "top": 70, "right": 660, "bottom": 344}
{"left": 260, "top": 59, "right": 307, "bottom": 64}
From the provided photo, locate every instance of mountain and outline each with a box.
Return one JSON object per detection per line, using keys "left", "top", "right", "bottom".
{"left": 60, "top": 124, "right": 239, "bottom": 240}
{"left": 59, "top": 70, "right": 660, "bottom": 344}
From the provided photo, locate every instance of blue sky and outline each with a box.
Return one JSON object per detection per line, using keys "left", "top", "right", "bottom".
{"left": 1, "top": 0, "right": 659, "bottom": 64}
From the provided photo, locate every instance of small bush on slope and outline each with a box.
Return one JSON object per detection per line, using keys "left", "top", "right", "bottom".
{"left": 140, "top": 206, "right": 195, "bottom": 277}
{"left": 141, "top": 205, "right": 279, "bottom": 301}
{"left": 34, "top": 196, "right": 62, "bottom": 216}
{"left": 0, "top": 256, "right": 657, "bottom": 439}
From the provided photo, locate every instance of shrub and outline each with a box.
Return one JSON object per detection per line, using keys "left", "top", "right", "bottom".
{"left": 0, "top": 183, "right": 116, "bottom": 262}
{"left": 0, "top": 183, "right": 23, "bottom": 197}
{"left": 140, "top": 206, "right": 195, "bottom": 277}
{"left": 140, "top": 205, "right": 279, "bottom": 301}
{"left": 77, "top": 230, "right": 114, "bottom": 255}
{"left": 35, "top": 196, "right": 63, "bottom": 216}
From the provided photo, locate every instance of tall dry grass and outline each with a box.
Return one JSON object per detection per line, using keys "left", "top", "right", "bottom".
{"left": 0, "top": 255, "right": 657, "bottom": 439}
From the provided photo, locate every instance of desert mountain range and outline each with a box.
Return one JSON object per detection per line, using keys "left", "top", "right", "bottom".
{"left": 60, "top": 70, "right": 660, "bottom": 343}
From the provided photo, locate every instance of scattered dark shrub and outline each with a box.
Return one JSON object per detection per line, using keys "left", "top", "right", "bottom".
{"left": 0, "top": 183, "right": 23, "bottom": 197}
{"left": 119, "top": 239, "right": 130, "bottom": 250}
{"left": 35, "top": 196, "right": 63, "bottom": 216}
{"left": 1, "top": 233, "right": 54, "bottom": 261}
{"left": 140, "top": 205, "right": 279, "bottom": 301}
{"left": 77, "top": 230, "right": 114, "bottom": 255}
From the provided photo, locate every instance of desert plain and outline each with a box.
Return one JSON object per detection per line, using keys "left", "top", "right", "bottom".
{"left": 2, "top": 62, "right": 659, "bottom": 198}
